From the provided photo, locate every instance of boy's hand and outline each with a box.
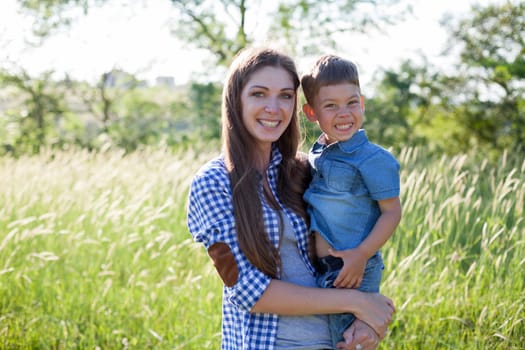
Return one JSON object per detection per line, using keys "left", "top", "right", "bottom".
{"left": 329, "top": 247, "right": 368, "bottom": 288}
{"left": 337, "top": 319, "right": 380, "bottom": 350}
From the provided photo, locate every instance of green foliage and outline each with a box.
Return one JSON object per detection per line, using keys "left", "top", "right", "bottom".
{"left": 107, "top": 95, "right": 164, "bottom": 151}
{"left": 187, "top": 82, "right": 222, "bottom": 139}
{"left": 365, "top": 61, "right": 426, "bottom": 150}
{"left": 170, "top": 0, "right": 249, "bottom": 66}
{"left": 0, "top": 66, "right": 212, "bottom": 155}
{"left": 170, "top": 0, "right": 408, "bottom": 66}
{"left": 271, "top": 0, "right": 408, "bottom": 56}
{"left": 0, "top": 146, "right": 523, "bottom": 348}
{"left": 5, "top": 0, "right": 524, "bottom": 158}
{"left": 0, "top": 69, "right": 69, "bottom": 155}
{"left": 442, "top": 0, "right": 525, "bottom": 149}
{"left": 18, "top": 0, "right": 106, "bottom": 42}
{"left": 363, "top": 1, "right": 525, "bottom": 156}
{"left": 19, "top": 0, "right": 408, "bottom": 66}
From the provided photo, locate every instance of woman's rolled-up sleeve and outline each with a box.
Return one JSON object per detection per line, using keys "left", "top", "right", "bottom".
{"left": 187, "top": 169, "right": 233, "bottom": 246}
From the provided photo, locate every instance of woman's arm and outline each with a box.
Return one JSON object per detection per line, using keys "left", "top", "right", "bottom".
{"left": 251, "top": 279, "right": 395, "bottom": 338}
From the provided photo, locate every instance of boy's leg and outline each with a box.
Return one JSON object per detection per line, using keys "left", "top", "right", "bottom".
{"left": 358, "top": 252, "right": 384, "bottom": 293}
{"left": 317, "top": 269, "right": 355, "bottom": 348}
{"left": 317, "top": 270, "right": 355, "bottom": 349}
{"left": 316, "top": 259, "right": 351, "bottom": 348}
{"left": 329, "top": 312, "right": 357, "bottom": 348}
{"left": 319, "top": 253, "right": 385, "bottom": 348}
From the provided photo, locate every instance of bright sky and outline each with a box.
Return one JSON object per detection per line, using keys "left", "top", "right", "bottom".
{"left": 0, "top": 0, "right": 504, "bottom": 88}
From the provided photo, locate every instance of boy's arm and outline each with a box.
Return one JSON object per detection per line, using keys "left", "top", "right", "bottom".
{"left": 332, "top": 197, "right": 402, "bottom": 288}
{"left": 356, "top": 196, "right": 402, "bottom": 258}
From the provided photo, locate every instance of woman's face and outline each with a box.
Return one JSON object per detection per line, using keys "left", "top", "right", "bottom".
{"left": 240, "top": 66, "right": 296, "bottom": 153}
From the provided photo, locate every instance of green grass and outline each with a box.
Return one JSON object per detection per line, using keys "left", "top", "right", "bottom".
{"left": 0, "top": 146, "right": 523, "bottom": 349}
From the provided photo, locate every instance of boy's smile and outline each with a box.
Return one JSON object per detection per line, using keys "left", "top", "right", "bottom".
{"left": 303, "top": 83, "right": 364, "bottom": 145}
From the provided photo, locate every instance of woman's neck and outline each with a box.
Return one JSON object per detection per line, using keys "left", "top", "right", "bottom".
{"left": 253, "top": 144, "right": 272, "bottom": 173}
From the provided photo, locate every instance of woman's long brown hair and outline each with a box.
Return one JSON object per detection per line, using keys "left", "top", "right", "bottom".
{"left": 221, "top": 47, "right": 310, "bottom": 278}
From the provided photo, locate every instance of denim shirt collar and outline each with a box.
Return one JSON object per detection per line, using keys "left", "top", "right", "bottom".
{"left": 338, "top": 129, "right": 368, "bottom": 153}
{"left": 315, "top": 129, "right": 368, "bottom": 154}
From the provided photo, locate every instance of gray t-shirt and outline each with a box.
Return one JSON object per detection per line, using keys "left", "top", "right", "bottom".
{"left": 276, "top": 213, "right": 332, "bottom": 349}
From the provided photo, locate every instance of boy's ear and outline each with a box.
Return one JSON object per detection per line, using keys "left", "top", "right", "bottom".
{"left": 302, "top": 104, "right": 317, "bottom": 122}
{"left": 360, "top": 95, "right": 365, "bottom": 112}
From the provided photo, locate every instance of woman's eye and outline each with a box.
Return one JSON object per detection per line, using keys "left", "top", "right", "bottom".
{"left": 280, "top": 93, "right": 294, "bottom": 99}
{"left": 251, "top": 91, "right": 264, "bottom": 97}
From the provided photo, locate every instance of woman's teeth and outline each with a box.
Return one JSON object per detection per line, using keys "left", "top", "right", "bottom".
{"left": 259, "top": 120, "right": 280, "bottom": 127}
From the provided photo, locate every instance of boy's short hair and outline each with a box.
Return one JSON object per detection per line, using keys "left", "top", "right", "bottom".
{"left": 301, "top": 54, "right": 360, "bottom": 105}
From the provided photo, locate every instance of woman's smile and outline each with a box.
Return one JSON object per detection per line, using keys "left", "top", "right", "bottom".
{"left": 258, "top": 119, "right": 281, "bottom": 128}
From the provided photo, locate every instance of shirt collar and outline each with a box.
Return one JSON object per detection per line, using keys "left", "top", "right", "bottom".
{"left": 253, "top": 143, "right": 283, "bottom": 182}
{"left": 267, "top": 143, "right": 283, "bottom": 178}
{"left": 315, "top": 129, "right": 368, "bottom": 154}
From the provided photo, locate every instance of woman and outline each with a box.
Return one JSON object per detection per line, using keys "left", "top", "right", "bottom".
{"left": 187, "top": 47, "right": 395, "bottom": 350}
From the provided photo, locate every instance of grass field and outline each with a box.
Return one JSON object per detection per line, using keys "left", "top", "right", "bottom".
{"left": 0, "top": 146, "right": 523, "bottom": 349}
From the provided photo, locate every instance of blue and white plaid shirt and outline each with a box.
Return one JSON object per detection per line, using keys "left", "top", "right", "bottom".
{"left": 187, "top": 146, "right": 314, "bottom": 349}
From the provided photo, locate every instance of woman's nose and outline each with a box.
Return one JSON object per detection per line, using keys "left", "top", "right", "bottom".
{"left": 265, "top": 99, "right": 279, "bottom": 114}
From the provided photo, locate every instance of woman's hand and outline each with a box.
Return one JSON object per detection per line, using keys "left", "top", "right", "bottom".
{"left": 336, "top": 320, "right": 380, "bottom": 350}
{"left": 350, "top": 292, "right": 395, "bottom": 338}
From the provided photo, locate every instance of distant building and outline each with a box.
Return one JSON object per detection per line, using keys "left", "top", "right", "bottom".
{"left": 103, "top": 69, "right": 144, "bottom": 89}
{"left": 155, "top": 76, "right": 175, "bottom": 88}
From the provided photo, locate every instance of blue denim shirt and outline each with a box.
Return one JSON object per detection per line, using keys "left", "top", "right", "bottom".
{"left": 304, "top": 129, "right": 400, "bottom": 251}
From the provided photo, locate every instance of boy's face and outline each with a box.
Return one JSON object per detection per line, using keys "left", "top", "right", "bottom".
{"left": 303, "top": 83, "right": 364, "bottom": 145}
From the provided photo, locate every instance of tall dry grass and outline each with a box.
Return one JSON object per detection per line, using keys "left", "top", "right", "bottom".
{"left": 0, "top": 146, "right": 523, "bottom": 349}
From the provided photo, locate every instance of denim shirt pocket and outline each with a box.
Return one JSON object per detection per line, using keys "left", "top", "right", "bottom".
{"left": 326, "top": 162, "right": 358, "bottom": 192}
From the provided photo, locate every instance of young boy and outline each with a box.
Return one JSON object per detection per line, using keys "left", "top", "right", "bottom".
{"left": 301, "top": 54, "right": 402, "bottom": 347}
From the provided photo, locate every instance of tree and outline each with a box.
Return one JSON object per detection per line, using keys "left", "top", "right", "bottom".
{"left": 18, "top": 0, "right": 105, "bottom": 42}
{"left": 366, "top": 60, "right": 423, "bottom": 149}
{"left": 188, "top": 81, "right": 222, "bottom": 139}
{"left": 170, "top": 0, "right": 407, "bottom": 66}
{"left": 366, "top": 1, "right": 525, "bottom": 155}
{"left": 66, "top": 69, "right": 142, "bottom": 132}
{"left": 0, "top": 68, "right": 67, "bottom": 153}
{"left": 441, "top": 0, "right": 525, "bottom": 150}
{"left": 19, "top": 0, "right": 408, "bottom": 67}
{"left": 13, "top": 0, "right": 411, "bottom": 151}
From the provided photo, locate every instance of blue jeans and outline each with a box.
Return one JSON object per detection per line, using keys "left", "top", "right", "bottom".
{"left": 316, "top": 253, "right": 384, "bottom": 349}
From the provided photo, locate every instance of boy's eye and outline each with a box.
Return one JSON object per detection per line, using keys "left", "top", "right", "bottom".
{"left": 324, "top": 103, "right": 337, "bottom": 109}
